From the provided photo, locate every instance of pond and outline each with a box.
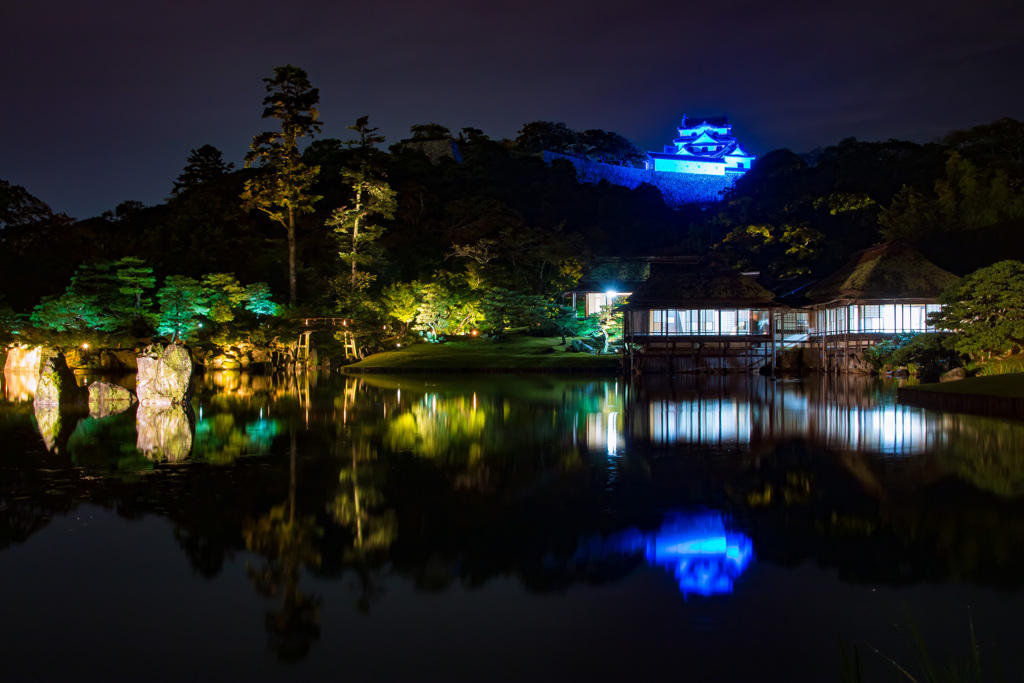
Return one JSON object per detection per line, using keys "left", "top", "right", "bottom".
{"left": 2, "top": 370, "right": 1024, "bottom": 681}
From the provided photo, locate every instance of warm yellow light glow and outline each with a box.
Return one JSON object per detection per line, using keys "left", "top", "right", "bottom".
{"left": 396, "top": 343, "right": 402, "bottom": 347}
{"left": 82, "top": 343, "right": 89, "bottom": 350}
{"left": 471, "top": 329, "right": 479, "bottom": 336}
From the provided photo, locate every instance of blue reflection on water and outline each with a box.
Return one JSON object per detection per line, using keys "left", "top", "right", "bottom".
{"left": 614, "top": 513, "right": 753, "bottom": 597}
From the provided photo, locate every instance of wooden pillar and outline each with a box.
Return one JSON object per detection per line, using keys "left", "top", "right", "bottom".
{"left": 844, "top": 303, "right": 851, "bottom": 374}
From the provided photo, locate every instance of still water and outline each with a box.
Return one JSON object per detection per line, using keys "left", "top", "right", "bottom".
{"left": 2, "top": 370, "right": 1024, "bottom": 681}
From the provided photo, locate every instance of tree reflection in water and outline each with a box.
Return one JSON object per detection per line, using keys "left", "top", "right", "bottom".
{"left": 330, "top": 441, "right": 396, "bottom": 612}
{"left": 243, "top": 433, "right": 323, "bottom": 661}
{"left": 8, "top": 371, "right": 1024, "bottom": 670}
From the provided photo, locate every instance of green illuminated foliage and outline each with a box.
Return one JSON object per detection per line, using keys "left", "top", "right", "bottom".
{"left": 244, "top": 282, "right": 279, "bottom": 319}
{"left": 327, "top": 164, "right": 397, "bottom": 295}
{"left": 413, "top": 273, "right": 483, "bottom": 338}
{"left": 932, "top": 260, "right": 1024, "bottom": 358}
{"left": 376, "top": 281, "right": 420, "bottom": 337}
{"left": 29, "top": 257, "right": 156, "bottom": 334}
{"left": 478, "top": 287, "right": 547, "bottom": 335}
{"left": 156, "top": 275, "right": 210, "bottom": 341}
{"left": 201, "top": 272, "right": 248, "bottom": 323}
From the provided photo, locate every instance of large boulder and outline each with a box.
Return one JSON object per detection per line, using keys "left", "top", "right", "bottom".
{"left": 33, "top": 351, "right": 88, "bottom": 407}
{"left": 137, "top": 343, "right": 195, "bottom": 406}
{"left": 88, "top": 381, "right": 137, "bottom": 418}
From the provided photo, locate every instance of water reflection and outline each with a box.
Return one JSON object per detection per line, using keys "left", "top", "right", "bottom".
{"left": 608, "top": 512, "right": 754, "bottom": 597}
{"left": 5, "top": 370, "right": 1024, "bottom": 673}
{"left": 633, "top": 375, "right": 939, "bottom": 455}
{"left": 3, "top": 370, "right": 38, "bottom": 402}
{"left": 137, "top": 405, "right": 193, "bottom": 462}
{"left": 628, "top": 375, "right": 1024, "bottom": 480}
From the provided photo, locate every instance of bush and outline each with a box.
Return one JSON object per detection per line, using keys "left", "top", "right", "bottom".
{"left": 863, "top": 332, "right": 959, "bottom": 374}
{"left": 976, "top": 357, "right": 1024, "bottom": 376}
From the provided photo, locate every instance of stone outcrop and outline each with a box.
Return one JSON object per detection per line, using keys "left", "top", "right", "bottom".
{"left": 88, "top": 381, "right": 137, "bottom": 418}
{"left": 33, "top": 351, "right": 88, "bottom": 407}
{"left": 137, "top": 343, "right": 194, "bottom": 406}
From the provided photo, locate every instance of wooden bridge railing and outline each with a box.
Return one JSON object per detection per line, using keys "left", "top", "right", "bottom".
{"left": 291, "top": 317, "right": 352, "bottom": 328}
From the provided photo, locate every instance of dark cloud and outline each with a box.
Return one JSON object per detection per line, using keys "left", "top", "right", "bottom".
{"left": 3, "top": 0, "right": 1023, "bottom": 219}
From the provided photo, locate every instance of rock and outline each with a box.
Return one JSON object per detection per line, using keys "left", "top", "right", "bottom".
{"left": 251, "top": 348, "right": 273, "bottom": 364}
{"left": 33, "top": 351, "right": 88, "bottom": 407}
{"left": 940, "top": 367, "right": 967, "bottom": 383}
{"left": 136, "top": 405, "right": 193, "bottom": 462}
{"left": 570, "top": 339, "right": 596, "bottom": 354}
{"left": 137, "top": 343, "right": 195, "bottom": 406}
{"left": 893, "top": 367, "right": 910, "bottom": 378}
{"left": 88, "top": 381, "right": 137, "bottom": 418}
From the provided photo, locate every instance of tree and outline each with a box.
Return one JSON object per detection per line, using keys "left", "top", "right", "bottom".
{"left": 156, "top": 275, "right": 210, "bottom": 341}
{"left": 112, "top": 257, "right": 157, "bottom": 334}
{"left": 406, "top": 123, "right": 451, "bottom": 141}
{"left": 478, "top": 287, "right": 547, "bottom": 335}
{"left": 931, "top": 260, "right": 1024, "bottom": 359}
{"left": 376, "top": 281, "right": 420, "bottom": 337}
{"left": 100, "top": 199, "right": 145, "bottom": 223}
{"left": 413, "top": 274, "right": 481, "bottom": 338}
{"left": 201, "top": 272, "right": 248, "bottom": 323}
{"left": 346, "top": 115, "right": 386, "bottom": 151}
{"left": 173, "top": 144, "right": 234, "bottom": 196}
{"left": 244, "top": 282, "right": 279, "bottom": 319}
{"left": 242, "top": 65, "right": 323, "bottom": 305}
{"left": 327, "top": 167, "right": 397, "bottom": 295}
{"left": 29, "top": 258, "right": 154, "bottom": 334}
{"left": 580, "top": 129, "right": 646, "bottom": 167}
{"left": 514, "top": 121, "right": 582, "bottom": 156}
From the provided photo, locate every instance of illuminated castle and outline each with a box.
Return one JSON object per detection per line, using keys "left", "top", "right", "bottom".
{"left": 646, "top": 115, "right": 754, "bottom": 176}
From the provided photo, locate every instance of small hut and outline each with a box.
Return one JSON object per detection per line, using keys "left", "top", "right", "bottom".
{"left": 804, "top": 241, "right": 959, "bottom": 371}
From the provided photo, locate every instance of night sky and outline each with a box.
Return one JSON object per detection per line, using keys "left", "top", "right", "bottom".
{"left": 5, "top": 0, "right": 1024, "bottom": 220}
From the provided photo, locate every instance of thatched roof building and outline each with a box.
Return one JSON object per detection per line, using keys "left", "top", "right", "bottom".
{"left": 805, "top": 241, "right": 959, "bottom": 303}
{"left": 623, "top": 255, "right": 776, "bottom": 309}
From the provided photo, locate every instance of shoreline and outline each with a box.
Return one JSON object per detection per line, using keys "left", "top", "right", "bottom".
{"left": 341, "top": 365, "right": 620, "bottom": 374}
{"left": 898, "top": 373, "right": 1024, "bottom": 420}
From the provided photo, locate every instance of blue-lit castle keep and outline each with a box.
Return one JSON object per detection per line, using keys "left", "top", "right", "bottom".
{"left": 543, "top": 114, "right": 755, "bottom": 207}
{"left": 646, "top": 115, "right": 754, "bottom": 176}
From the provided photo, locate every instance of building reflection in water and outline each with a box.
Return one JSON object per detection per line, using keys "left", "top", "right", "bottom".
{"left": 597, "top": 512, "right": 754, "bottom": 597}
{"left": 632, "top": 376, "right": 938, "bottom": 456}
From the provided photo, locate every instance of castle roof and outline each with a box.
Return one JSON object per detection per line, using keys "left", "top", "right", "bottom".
{"left": 682, "top": 115, "right": 730, "bottom": 129}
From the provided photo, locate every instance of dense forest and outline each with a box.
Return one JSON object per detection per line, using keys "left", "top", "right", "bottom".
{"left": 2, "top": 65, "right": 1023, "bottom": 356}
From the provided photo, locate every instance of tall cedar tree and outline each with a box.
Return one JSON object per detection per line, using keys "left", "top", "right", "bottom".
{"left": 241, "top": 65, "right": 322, "bottom": 304}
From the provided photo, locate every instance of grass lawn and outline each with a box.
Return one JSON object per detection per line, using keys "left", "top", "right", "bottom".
{"left": 343, "top": 333, "right": 621, "bottom": 371}
{"left": 901, "top": 372, "right": 1024, "bottom": 398}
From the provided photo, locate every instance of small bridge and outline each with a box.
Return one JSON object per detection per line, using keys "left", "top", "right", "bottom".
{"left": 291, "top": 317, "right": 352, "bottom": 329}
{"left": 288, "top": 318, "right": 358, "bottom": 361}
